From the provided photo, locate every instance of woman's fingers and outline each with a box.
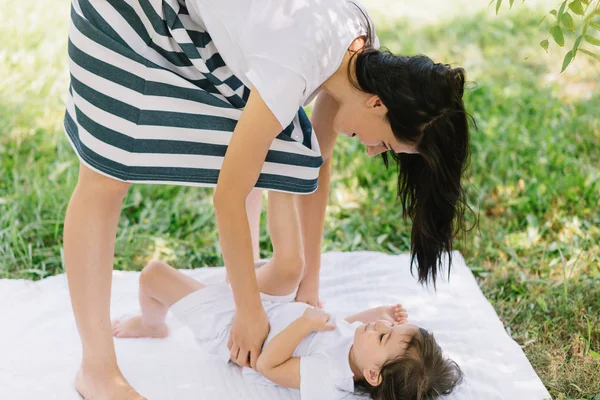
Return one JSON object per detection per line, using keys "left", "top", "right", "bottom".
{"left": 237, "top": 348, "right": 250, "bottom": 368}
{"left": 230, "top": 343, "right": 240, "bottom": 363}
{"left": 250, "top": 347, "right": 259, "bottom": 370}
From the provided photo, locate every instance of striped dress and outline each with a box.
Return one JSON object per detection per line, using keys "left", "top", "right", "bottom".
{"left": 63, "top": 0, "right": 324, "bottom": 194}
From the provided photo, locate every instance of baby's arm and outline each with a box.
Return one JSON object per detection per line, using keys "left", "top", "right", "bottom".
{"left": 344, "top": 304, "right": 408, "bottom": 325}
{"left": 256, "top": 308, "right": 334, "bottom": 389}
{"left": 255, "top": 317, "right": 313, "bottom": 389}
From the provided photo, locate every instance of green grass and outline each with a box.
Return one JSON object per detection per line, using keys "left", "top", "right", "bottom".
{"left": 1, "top": 1, "right": 599, "bottom": 398}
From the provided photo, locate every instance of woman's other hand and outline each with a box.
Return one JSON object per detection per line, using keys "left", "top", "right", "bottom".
{"left": 228, "top": 307, "right": 270, "bottom": 370}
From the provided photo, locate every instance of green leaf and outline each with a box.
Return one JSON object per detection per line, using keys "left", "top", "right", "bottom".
{"left": 496, "top": 0, "right": 503, "bottom": 15}
{"left": 568, "top": 0, "right": 584, "bottom": 16}
{"left": 551, "top": 25, "right": 565, "bottom": 46}
{"left": 509, "top": 0, "right": 515, "bottom": 8}
{"left": 584, "top": 34, "right": 600, "bottom": 46}
{"left": 573, "top": 34, "right": 584, "bottom": 55}
{"left": 550, "top": 9, "right": 558, "bottom": 18}
{"left": 591, "top": 22, "right": 600, "bottom": 32}
{"left": 557, "top": 1, "right": 568, "bottom": 18}
{"left": 561, "top": 50, "right": 574, "bottom": 72}
{"left": 579, "top": 48, "right": 600, "bottom": 61}
{"left": 590, "top": 350, "right": 600, "bottom": 360}
{"left": 540, "top": 39, "right": 550, "bottom": 52}
{"left": 561, "top": 12, "right": 575, "bottom": 31}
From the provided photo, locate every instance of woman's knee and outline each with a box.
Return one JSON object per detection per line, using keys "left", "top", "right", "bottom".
{"left": 275, "top": 253, "right": 305, "bottom": 284}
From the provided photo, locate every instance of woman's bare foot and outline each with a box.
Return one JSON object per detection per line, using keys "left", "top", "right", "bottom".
{"left": 76, "top": 367, "right": 146, "bottom": 400}
{"left": 111, "top": 316, "right": 169, "bottom": 338}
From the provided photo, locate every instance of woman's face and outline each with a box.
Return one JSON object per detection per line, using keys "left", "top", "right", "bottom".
{"left": 333, "top": 93, "right": 419, "bottom": 157}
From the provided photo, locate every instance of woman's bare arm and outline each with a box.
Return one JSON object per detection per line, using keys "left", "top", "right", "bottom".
{"left": 213, "top": 84, "right": 284, "bottom": 369}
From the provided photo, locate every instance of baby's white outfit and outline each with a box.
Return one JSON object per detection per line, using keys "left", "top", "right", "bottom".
{"left": 170, "top": 282, "right": 363, "bottom": 399}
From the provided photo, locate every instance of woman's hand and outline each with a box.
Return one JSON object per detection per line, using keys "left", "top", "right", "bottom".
{"left": 228, "top": 307, "right": 270, "bottom": 370}
{"left": 301, "top": 308, "right": 336, "bottom": 332}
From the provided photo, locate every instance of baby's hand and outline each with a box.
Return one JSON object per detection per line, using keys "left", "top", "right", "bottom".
{"left": 301, "top": 308, "right": 336, "bottom": 332}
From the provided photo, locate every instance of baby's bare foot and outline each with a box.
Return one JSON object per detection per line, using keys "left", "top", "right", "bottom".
{"left": 112, "top": 316, "right": 169, "bottom": 338}
{"left": 379, "top": 304, "right": 408, "bottom": 324}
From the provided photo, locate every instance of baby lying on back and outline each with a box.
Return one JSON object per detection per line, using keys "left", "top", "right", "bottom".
{"left": 113, "top": 192, "right": 463, "bottom": 399}
{"left": 113, "top": 258, "right": 463, "bottom": 399}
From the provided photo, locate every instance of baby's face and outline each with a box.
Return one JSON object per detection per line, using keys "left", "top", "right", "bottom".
{"left": 353, "top": 320, "right": 419, "bottom": 372}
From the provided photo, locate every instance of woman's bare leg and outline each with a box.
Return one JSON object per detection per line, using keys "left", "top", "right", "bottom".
{"left": 246, "top": 188, "right": 263, "bottom": 262}
{"left": 63, "top": 163, "right": 143, "bottom": 399}
{"left": 112, "top": 260, "right": 205, "bottom": 338}
{"left": 253, "top": 191, "right": 305, "bottom": 296}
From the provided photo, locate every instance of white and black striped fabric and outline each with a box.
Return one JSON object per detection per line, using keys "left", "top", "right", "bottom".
{"left": 63, "top": 0, "right": 323, "bottom": 193}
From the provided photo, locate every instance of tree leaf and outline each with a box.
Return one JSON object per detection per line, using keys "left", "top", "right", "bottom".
{"left": 561, "top": 12, "right": 575, "bottom": 31}
{"left": 591, "top": 22, "right": 600, "bottom": 32}
{"left": 550, "top": 9, "right": 558, "bottom": 18}
{"left": 590, "top": 350, "right": 600, "bottom": 360}
{"left": 561, "top": 50, "right": 574, "bottom": 72}
{"left": 572, "top": 34, "right": 584, "bottom": 56}
{"left": 551, "top": 25, "right": 565, "bottom": 46}
{"left": 579, "top": 48, "right": 600, "bottom": 61}
{"left": 584, "top": 34, "right": 600, "bottom": 46}
{"left": 540, "top": 39, "right": 550, "bottom": 52}
{"left": 496, "top": 0, "right": 503, "bottom": 15}
{"left": 557, "top": 1, "right": 568, "bottom": 19}
{"left": 568, "top": 0, "right": 584, "bottom": 16}
{"left": 509, "top": 0, "right": 515, "bottom": 8}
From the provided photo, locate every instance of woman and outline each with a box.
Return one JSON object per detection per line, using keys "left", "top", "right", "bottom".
{"left": 62, "top": 0, "right": 471, "bottom": 398}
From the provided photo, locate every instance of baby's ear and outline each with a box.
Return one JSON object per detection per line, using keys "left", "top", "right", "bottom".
{"left": 363, "top": 368, "right": 382, "bottom": 386}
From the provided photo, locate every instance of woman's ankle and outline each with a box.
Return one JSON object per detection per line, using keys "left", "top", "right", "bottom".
{"left": 80, "top": 355, "right": 121, "bottom": 376}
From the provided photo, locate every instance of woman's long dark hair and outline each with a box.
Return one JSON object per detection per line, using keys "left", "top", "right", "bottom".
{"left": 349, "top": 2, "right": 476, "bottom": 286}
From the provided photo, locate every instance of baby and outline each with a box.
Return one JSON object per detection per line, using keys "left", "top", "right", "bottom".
{"left": 113, "top": 192, "right": 463, "bottom": 399}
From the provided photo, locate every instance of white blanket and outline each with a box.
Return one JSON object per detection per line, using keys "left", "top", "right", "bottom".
{"left": 0, "top": 251, "right": 550, "bottom": 400}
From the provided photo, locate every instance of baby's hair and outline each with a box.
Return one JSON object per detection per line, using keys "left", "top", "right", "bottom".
{"left": 354, "top": 328, "right": 464, "bottom": 400}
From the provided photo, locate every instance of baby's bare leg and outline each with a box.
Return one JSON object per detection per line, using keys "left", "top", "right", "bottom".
{"left": 253, "top": 191, "right": 305, "bottom": 296}
{"left": 112, "top": 260, "right": 205, "bottom": 338}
